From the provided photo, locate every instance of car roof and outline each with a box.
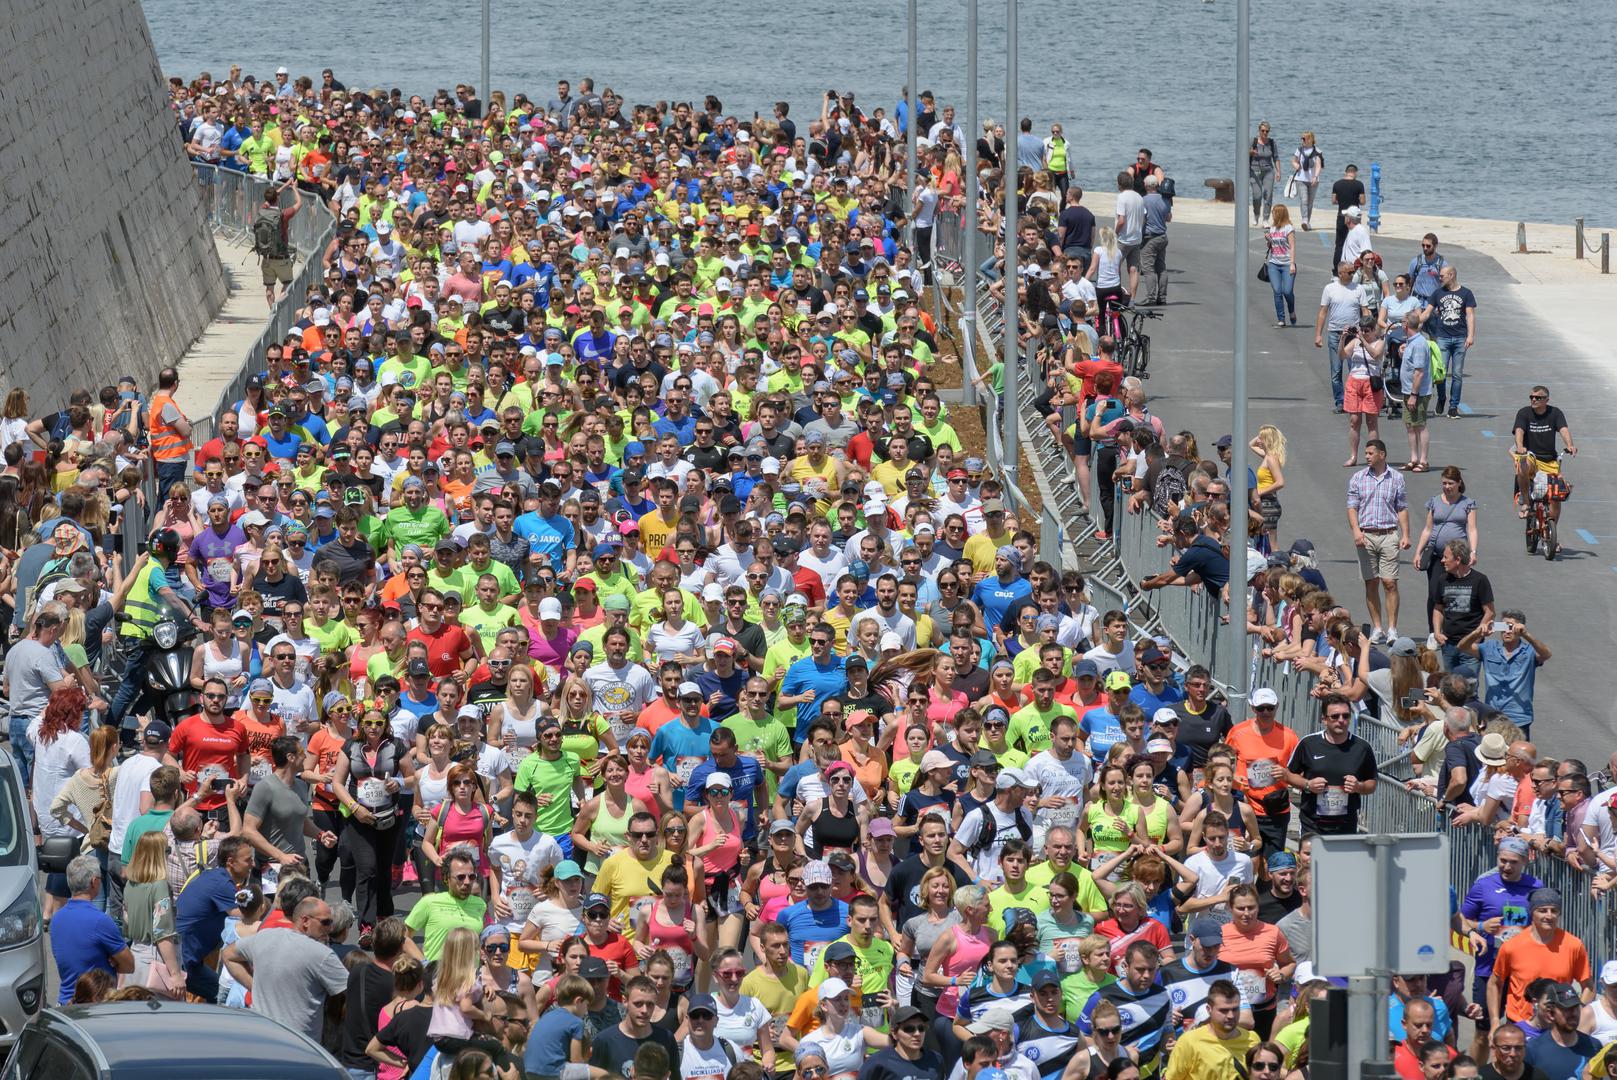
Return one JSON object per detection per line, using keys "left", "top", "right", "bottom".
{"left": 44, "top": 1002, "right": 343, "bottom": 1078}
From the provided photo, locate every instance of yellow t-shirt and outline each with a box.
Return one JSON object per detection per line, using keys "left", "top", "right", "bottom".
{"left": 591, "top": 848, "right": 673, "bottom": 931}
{"left": 1163, "top": 1025, "right": 1260, "bottom": 1080}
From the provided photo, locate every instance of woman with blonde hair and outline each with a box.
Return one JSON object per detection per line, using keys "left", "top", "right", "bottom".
{"left": 120, "top": 830, "right": 183, "bottom": 995}
{"left": 0, "top": 389, "right": 29, "bottom": 455}
{"left": 897, "top": 863, "right": 962, "bottom": 1017}
{"left": 428, "top": 926, "right": 493, "bottom": 1049}
{"left": 571, "top": 753, "right": 646, "bottom": 876}
{"left": 1251, "top": 425, "right": 1288, "bottom": 551}
{"left": 1086, "top": 226, "right": 1128, "bottom": 332}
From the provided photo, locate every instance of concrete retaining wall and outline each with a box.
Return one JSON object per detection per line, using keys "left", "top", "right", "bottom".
{"left": 0, "top": 0, "right": 225, "bottom": 409}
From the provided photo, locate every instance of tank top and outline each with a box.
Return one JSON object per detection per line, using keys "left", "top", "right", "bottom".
{"left": 1134, "top": 796, "right": 1171, "bottom": 844}
{"left": 1591, "top": 997, "right": 1617, "bottom": 1043}
{"left": 758, "top": 866, "right": 795, "bottom": 924}
{"left": 436, "top": 801, "right": 491, "bottom": 870}
{"left": 202, "top": 639, "right": 245, "bottom": 708}
{"left": 417, "top": 763, "right": 451, "bottom": 812}
{"left": 1095, "top": 248, "right": 1122, "bottom": 289}
{"left": 585, "top": 793, "right": 634, "bottom": 876}
{"left": 699, "top": 805, "right": 743, "bottom": 879}
{"left": 498, "top": 700, "right": 542, "bottom": 773}
{"left": 938, "top": 924, "right": 994, "bottom": 1018}
{"left": 625, "top": 764, "right": 662, "bottom": 820}
{"left": 645, "top": 900, "right": 699, "bottom": 987}
{"left": 808, "top": 803, "right": 861, "bottom": 858}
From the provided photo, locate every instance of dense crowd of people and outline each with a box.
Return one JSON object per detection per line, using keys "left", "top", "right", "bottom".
{"left": 0, "top": 61, "right": 1595, "bottom": 1080}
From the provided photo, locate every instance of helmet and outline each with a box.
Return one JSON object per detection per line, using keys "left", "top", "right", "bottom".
{"left": 150, "top": 529, "right": 183, "bottom": 561}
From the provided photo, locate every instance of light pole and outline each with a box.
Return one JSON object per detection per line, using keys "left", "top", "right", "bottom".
{"left": 1227, "top": 0, "right": 1251, "bottom": 710}
{"left": 906, "top": 0, "right": 918, "bottom": 252}
{"left": 961, "top": 0, "right": 980, "bottom": 406}
{"left": 1002, "top": 0, "right": 1019, "bottom": 471}
{"left": 481, "top": 0, "right": 491, "bottom": 118}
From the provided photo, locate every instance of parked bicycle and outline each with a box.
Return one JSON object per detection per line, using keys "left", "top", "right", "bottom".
{"left": 1115, "top": 305, "right": 1162, "bottom": 379}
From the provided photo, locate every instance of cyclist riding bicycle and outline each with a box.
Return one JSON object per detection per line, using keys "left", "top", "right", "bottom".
{"left": 1512, "top": 383, "right": 1577, "bottom": 525}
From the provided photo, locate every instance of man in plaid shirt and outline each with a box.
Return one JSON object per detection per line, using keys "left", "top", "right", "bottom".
{"left": 1345, "top": 439, "right": 1410, "bottom": 644}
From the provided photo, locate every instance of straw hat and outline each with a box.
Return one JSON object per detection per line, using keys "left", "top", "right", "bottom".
{"left": 1476, "top": 732, "right": 1510, "bottom": 768}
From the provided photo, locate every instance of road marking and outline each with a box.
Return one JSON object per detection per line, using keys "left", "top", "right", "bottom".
{"left": 1480, "top": 430, "right": 1496, "bottom": 439}
{"left": 1577, "top": 529, "right": 1600, "bottom": 546}
{"left": 1458, "top": 403, "right": 1474, "bottom": 415}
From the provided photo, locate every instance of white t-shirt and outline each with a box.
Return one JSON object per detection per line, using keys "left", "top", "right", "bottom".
{"left": 1082, "top": 642, "right": 1135, "bottom": 678}
{"left": 584, "top": 661, "right": 657, "bottom": 717}
{"left": 1320, "top": 281, "right": 1366, "bottom": 331}
{"left": 799, "top": 548, "right": 850, "bottom": 595}
{"left": 1025, "top": 750, "right": 1092, "bottom": 831}
{"left": 680, "top": 1035, "right": 742, "bottom": 1080}
{"left": 1115, "top": 191, "right": 1146, "bottom": 244}
{"left": 1057, "top": 605, "right": 1100, "bottom": 650}
{"left": 488, "top": 830, "right": 563, "bottom": 934}
{"left": 646, "top": 621, "right": 707, "bottom": 671}
{"left": 1341, "top": 224, "right": 1374, "bottom": 266}
{"left": 29, "top": 719, "right": 90, "bottom": 840}
{"left": 109, "top": 753, "right": 163, "bottom": 857}
{"left": 955, "top": 801, "right": 1030, "bottom": 884}
{"left": 713, "top": 993, "right": 771, "bottom": 1051}
{"left": 1184, "top": 849, "right": 1256, "bottom": 909}
{"left": 797, "top": 1020, "right": 868, "bottom": 1080}
{"left": 523, "top": 898, "right": 584, "bottom": 974}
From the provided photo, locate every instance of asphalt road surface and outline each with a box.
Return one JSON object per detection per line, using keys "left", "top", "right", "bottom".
{"left": 1128, "top": 221, "right": 1616, "bottom": 764}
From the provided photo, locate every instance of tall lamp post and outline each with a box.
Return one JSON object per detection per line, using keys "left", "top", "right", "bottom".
{"left": 481, "top": 0, "right": 491, "bottom": 117}
{"left": 1002, "top": 0, "right": 1019, "bottom": 471}
{"left": 961, "top": 0, "right": 980, "bottom": 406}
{"left": 1227, "top": 0, "right": 1251, "bottom": 713}
{"left": 906, "top": 0, "right": 918, "bottom": 251}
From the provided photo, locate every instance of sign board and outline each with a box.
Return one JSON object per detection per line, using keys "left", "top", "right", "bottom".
{"left": 1312, "top": 833, "right": 1449, "bottom": 977}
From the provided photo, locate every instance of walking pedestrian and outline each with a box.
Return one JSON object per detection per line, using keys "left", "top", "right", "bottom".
{"left": 1342, "top": 318, "right": 1387, "bottom": 468}
{"left": 1315, "top": 261, "right": 1366, "bottom": 413}
{"left": 1140, "top": 177, "right": 1172, "bottom": 306}
{"left": 1290, "top": 132, "right": 1324, "bottom": 230}
{"left": 1420, "top": 264, "right": 1478, "bottom": 416}
{"left": 254, "top": 180, "right": 302, "bottom": 307}
{"left": 1345, "top": 441, "right": 1410, "bottom": 644}
{"left": 1413, "top": 467, "right": 1477, "bottom": 626}
{"left": 1329, "top": 164, "right": 1366, "bottom": 269}
{"left": 1249, "top": 122, "right": 1278, "bottom": 226}
{"left": 1263, "top": 206, "right": 1298, "bottom": 328}
{"left": 1114, "top": 173, "right": 1146, "bottom": 300}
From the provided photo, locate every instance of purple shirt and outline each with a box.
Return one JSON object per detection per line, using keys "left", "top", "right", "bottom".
{"left": 1346, "top": 465, "right": 1408, "bottom": 532}
{"left": 189, "top": 524, "right": 246, "bottom": 607}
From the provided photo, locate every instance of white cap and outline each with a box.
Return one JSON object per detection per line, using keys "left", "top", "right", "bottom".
{"left": 995, "top": 767, "right": 1026, "bottom": 790}
{"left": 818, "top": 977, "right": 850, "bottom": 1001}
{"left": 1251, "top": 687, "right": 1279, "bottom": 707}
{"left": 614, "top": 247, "right": 630, "bottom": 259}
{"left": 821, "top": 302, "right": 839, "bottom": 316}
{"left": 1601, "top": 960, "right": 1617, "bottom": 986}
{"left": 1294, "top": 960, "right": 1321, "bottom": 986}
{"left": 760, "top": 457, "right": 782, "bottom": 475}
{"left": 880, "top": 630, "right": 903, "bottom": 651}
{"left": 864, "top": 498, "right": 887, "bottom": 516}
{"left": 705, "top": 771, "right": 733, "bottom": 789}
{"left": 537, "top": 597, "right": 563, "bottom": 620}
{"left": 715, "top": 277, "right": 733, "bottom": 292}
{"left": 862, "top": 480, "right": 886, "bottom": 499}
{"left": 1152, "top": 707, "right": 1180, "bottom": 726}
{"left": 702, "top": 582, "right": 726, "bottom": 602}
{"left": 1147, "top": 739, "right": 1176, "bottom": 754}
{"left": 457, "top": 704, "right": 482, "bottom": 721}
{"left": 653, "top": 252, "right": 671, "bottom": 267}
{"left": 677, "top": 681, "right": 703, "bottom": 697}
{"left": 275, "top": 66, "right": 289, "bottom": 75}
{"left": 311, "top": 307, "right": 332, "bottom": 326}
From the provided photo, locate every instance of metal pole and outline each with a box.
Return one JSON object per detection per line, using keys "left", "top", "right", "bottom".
{"left": 961, "top": 0, "right": 980, "bottom": 407}
{"left": 481, "top": 0, "right": 491, "bottom": 117}
{"left": 906, "top": 0, "right": 918, "bottom": 252}
{"left": 1002, "top": 0, "right": 1019, "bottom": 475}
{"left": 1227, "top": 0, "right": 1250, "bottom": 703}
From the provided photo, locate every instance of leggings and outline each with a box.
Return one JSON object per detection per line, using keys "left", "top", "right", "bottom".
{"left": 311, "top": 809, "right": 350, "bottom": 893}
{"left": 343, "top": 818, "right": 401, "bottom": 927}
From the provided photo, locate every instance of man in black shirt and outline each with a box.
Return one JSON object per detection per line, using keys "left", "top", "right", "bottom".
{"left": 1256, "top": 850, "right": 1304, "bottom": 923}
{"left": 1286, "top": 694, "right": 1379, "bottom": 834}
{"left": 590, "top": 974, "right": 679, "bottom": 1077}
{"left": 882, "top": 816, "right": 971, "bottom": 938}
{"left": 1431, "top": 541, "right": 1494, "bottom": 681}
{"left": 1512, "top": 385, "right": 1576, "bottom": 528}
{"left": 1330, "top": 164, "right": 1366, "bottom": 269}
{"left": 861, "top": 1005, "right": 943, "bottom": 1080}
{"left": 1057, "top": 187, "right": 1097, "bottom": 265}
{"left": 1173, "top": 664, "right": 1232, "bottom": 773}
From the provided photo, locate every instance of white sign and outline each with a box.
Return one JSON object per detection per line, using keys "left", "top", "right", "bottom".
{"left": 1312, "top": 833, "right": 1450, "bottom": 977}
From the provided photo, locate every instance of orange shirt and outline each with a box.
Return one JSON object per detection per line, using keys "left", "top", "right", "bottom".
{"left": 838, "top": 739, "right": 889, "bottom": 800}
{"left": 1493, "top": 929, "right": 1590, "bottom": 1022}
{"left": 1219, "top": 920, "right": 1293, "bottom": 1005}
{"left": 306, "top": 727, "right": 347, "bottom": 812}
{"left": 1227, "top": 719, "right": 1300, "bottom": 817}
{"left": 637, "top": 697, "right": 682, "bottom": 736}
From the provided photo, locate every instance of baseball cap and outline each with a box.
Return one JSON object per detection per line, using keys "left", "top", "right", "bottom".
{"left": 1104, "top": 670, "right": 1132, "bottom": 691}
{"left": 406, "top": 658, "right": 431, "bottom": 678}
{"left": 686, "top": 992, "right": 718, "bottom": 1016}
{"left": 677, "top": 681, "right": 703, "bottom": 698}
{"left": 584, "top": 892, "right": 611, "bottom": 912}
{"left": 920, "top": 749, "right": 955, "bottom": 773}
{"left": 867, "top": 817, "right": 896, "bottom": 838}
{"left": 1074, "top": 659, "right": 1100, "bottom": 679}
{"left": 1251, "top": 687, "right": 1279, "bottom": 707}
{"left": 552, "top": 861, "right": 583, "bottom": 881}
{"left": 801, "top": 860, "right": 833, "bottom": 886}
{"left": 823, "top": 941, "right": 857, "bottom": 964}
{"left": 141, "top": 720, "right": 172, "bottom": 745}
{"left": 579, "top": 956, "right": 610, "bottom": 980}
{"left": 967, "top": 1008, "right": 1016, "bottom": 1034}
{"left": 1030, "top": 969, "right": 1062, "bottom": 990}
{"left": 1546, "top": 983, "right": 1581, "bottom": 1009}
{"left": 1146, "top": 739, "right": 1175, "bottom": 754}
{"left": 768, "top": 819, "right": 796, "bottom": 836}
{"left": 817, "top": 977, "right": 851, "bottom": 1002}
{"left": 704, "top": 771, "right": 733, "bottom": 790}
{"left": 969, "top": 749, "right": 1000, "bottom": 769}
{"left": 1188, "top": 917, "right": 1226, "bottom": 946}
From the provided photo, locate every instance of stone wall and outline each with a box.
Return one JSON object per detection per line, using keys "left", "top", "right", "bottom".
{"left": 0, "top": 0, "right": 226, "bottom": 411}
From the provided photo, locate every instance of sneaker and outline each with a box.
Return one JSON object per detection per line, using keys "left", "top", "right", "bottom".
{"left": 1447, "top": 407, "right": 1461, "bottom": 418}
{"left": 358, "top": 923, "right": 374, "bottom": 950}
{"left": 1369, "top": 629, "right": 1387, "bottom": 645}
{"left": 1275, "top": 321, "right": 1286, "bottom": 328}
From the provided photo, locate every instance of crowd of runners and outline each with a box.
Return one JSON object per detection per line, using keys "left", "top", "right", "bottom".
{"left": 0, "top": 61, "right": 1595, "bottom": 1080}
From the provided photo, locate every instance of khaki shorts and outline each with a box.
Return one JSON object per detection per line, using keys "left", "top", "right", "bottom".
{"left": 1356, "top": 528, "right": 1401, "bottom": 581}
{"left": 1404, "top": 394, "right": 1431, "bottom": 428}
{"left": 1119, "top": 241, "right": 1142, "bottom": 271}
{"left": 261, "top": 257, "right": 294, "bottom": 286}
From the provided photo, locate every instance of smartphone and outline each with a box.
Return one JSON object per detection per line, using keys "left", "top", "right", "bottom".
{"left": 211, "top": 777, "right": 231, "bottom": 792}
{"left": 1491, "top": 621, "right": 1509, "bottom": 633}
{"left": 1401, "top": 692, "right": 1425, "bottom": 710}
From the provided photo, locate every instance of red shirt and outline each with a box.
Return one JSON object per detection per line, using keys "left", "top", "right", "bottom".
{"left": 407, "top": 623, "right": 475, "bottom": 677}
{"left": 1072, "top": 358, "right": 1125, "bottom": 402}
{"left": 791, "top": 566, "right": 827, "bottom": 609}
{"left": 584, "top": 932, "right": 640, "bottom": 1000}
{"left": 169, "top": 713, "right": 249, "bottom": 810}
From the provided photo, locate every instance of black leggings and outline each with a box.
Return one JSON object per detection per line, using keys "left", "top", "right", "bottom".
{"left": 1095, "top": 443, "right": 1121, "bottom": 535}
{"left": 343, "top": 818, "right": 401, "bottom": 926}
{"left": 311, "top": 809, "right": 350, "bottom": 893}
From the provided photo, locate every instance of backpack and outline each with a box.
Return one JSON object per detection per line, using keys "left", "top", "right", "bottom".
{"left": 1159, "top": 175, "right": 1176, "bottom": 200}
{"left": 252, "top": 206, "right": 290, "bottom": 260}
{"left": 1151, "top": 463, "right": 1188, "bottom": 520}
{"left": 966, "top": 803, "right": 1033, "bottom": 859}
{"left": 1427, "top": 339, "right": 1447, "bottom": 383}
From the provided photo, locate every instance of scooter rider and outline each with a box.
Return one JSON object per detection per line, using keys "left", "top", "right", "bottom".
{"left": 107, "top": 530, "right": 208, "bottom": 733}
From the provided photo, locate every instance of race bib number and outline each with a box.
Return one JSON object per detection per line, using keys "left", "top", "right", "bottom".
{"left": 508, "top": 887, "right": 537, "bottom": 925}
{"left": 1047, "top": 799, "right": 1080, "bottom": 827}
{"left": 1318, "top": 786, "right": 1350, "bottom": 816}
{"left": 1247, "top": 759, "right": 1275, "bottom": 788}
{"left": 675, "top": 755, "right": 703, "bottom": 786}
{"left": 860, "top": 1003, "right": 888, "bottom": 1030}
{"left": 1054, "top": 935, "right": 1085, "bottom": 974}
{"left": 803, "top": 940, "right": 829, "bottom": 972}
{"left": 207, "top": 557, "right": 233, "bottom": 584}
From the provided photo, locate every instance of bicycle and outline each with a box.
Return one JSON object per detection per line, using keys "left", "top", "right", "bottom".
{"left": 1115, "top": 305, "right": 1163, "bottom": 380}
{"left": 1521, "top": 451, "right": 1571, "bottom": 561}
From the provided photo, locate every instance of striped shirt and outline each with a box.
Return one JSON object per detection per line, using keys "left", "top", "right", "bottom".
{"left": 1346, "top": 465, "right": 1407, "bottom": 531}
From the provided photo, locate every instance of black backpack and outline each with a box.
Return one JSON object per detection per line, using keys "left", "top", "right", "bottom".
{"left": 252, "top": 206, "right": 290, "bottom": 260}
{"left": 967, "top": 803, "right": 1033, "bottom": 859}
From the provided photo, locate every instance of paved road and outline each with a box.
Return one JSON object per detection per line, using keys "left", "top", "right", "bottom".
{"left": 1124, "top": 220, "right": 1616, "bottom": 763}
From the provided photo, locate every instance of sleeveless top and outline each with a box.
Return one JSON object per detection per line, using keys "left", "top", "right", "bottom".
{"left": 203, "top": 639, "right": 246, "bottom": 708}
{"left": 1590, "top": 997, "right": 1617, "bottom": 1043}
{"left": 417, "top": 762, "right": 451, "bottom": 813}
{"left": 625, "top": 764, "right": 662, "bottom": 820}
{"left": 758, "top": 865, "right": 795, "bottom": 924}
{"left": 585, "top": 793, "right": 634, "bottom": 875}
{"left": 645, "top": 900, "right": 699, "bottom": 987}
{"left": 699, "top": 804, "right": 743, "bottom": 879}
{"left": 807, "top": 803, "right": 860, "bottom": 858}
{"left": 497, "top": 700, "right": 543, "bottom": 773}
{"left": 1134, "top": 796, "right": 1172, "bottom": 844}
{"left": 436, "top": 801, "right": 491, "bottom": 871}
{"left": 938, "top": 924, "right": 995, "bottom": 1018}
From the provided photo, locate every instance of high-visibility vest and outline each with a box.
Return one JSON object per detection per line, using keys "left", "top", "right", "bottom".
{"left": 1048, "top": 138, "right": 1069, "bottom": 173}
{"left": 148, "top": 391, "right": 190, "bottom": 463}
{"left": 118, "top": 560, "right": 168, "bottom": 640}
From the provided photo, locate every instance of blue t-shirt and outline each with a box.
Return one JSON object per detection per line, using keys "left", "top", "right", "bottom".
{"left": 648, "top": 716, "right": 719, "bottom": 776}
{"left": 1526, "top": 1029, "right": 1601, "bottom": 1080}
{"left": 1173, "top": 536, "right": 1230, "bottom": 591}
{"left": 1459, "top": 869, "right": 1543, "bottom": 976}
{"left": 51, "top": 899, "right": 126, "bottom": 1003}
{"left": 693, "top": 668, "right": 748, "bottom": 723}
{"left": 686, "top": 754, "right": 765, "bottom": 841}
{"left": 513, "top": 512, "right": 575, "bottom": 570}
{"left": 260, "top": 428, "right": 304, "bottom": 462}
{"left": 652, "top": 413, "right": 697, "bottom": 443}
{"left": 1388, "top": 994, "right": 1453, "bottom": 1042}
{"left": 525, "top": 1006, "right": 586, "bottom": 1076}
{"left": 1477, "top": 639, "right": 1542, "bottom": 730}
{"left": 778, "top": 898, "right": 850, "bottom": 965}
{"left": 1081, "top": 706, "right": 1125, "bottom": 764}
{"left": 1130, "top": 683, "right": 1185, "bottom": 715}
{"left": 175, "top": 867, "right": 241, "bottom": 969}
{"left": 972, "top": 575, "right": 1033, "bottom": 632}
{"left": 778, "top": 655, "right": 849, "bottom": 741}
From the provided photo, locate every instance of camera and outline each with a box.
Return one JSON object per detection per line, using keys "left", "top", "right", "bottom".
{"left": 212, "top": 777, "right": 231, "bottom": 792}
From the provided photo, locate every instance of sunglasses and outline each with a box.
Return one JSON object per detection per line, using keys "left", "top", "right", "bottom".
{"left": 629, "top": 830, "right": 658, "bottom": 839}
{"left": 1095, "top": 1026, "right": 1122, "bottom": 1037}
{"left": 451, "top": 872, "right": 478, "bottom": 882}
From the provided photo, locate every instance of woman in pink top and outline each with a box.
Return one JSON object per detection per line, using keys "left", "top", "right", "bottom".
{"left": 422, "top": 763, "right": 494, "bottom": 876}
{"left": 622, "top": 729, "right": 675, "bottom": 819}
{"left": 632, "top": 862, "right": 708, "bottom": 991}
{"left": 688, "top": 770, "right": 746, "bottom": 946}
{"left": 921, "top": 882, "right": 995, "bottom": 1019}
{"left": 521, "top": 585, "right": 576, "bottom": 675}
{"left": 925, "top": 653, "right": 969, "bottom": 731}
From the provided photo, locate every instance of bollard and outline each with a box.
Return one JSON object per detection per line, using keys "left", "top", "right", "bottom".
{"left": 1604, "top": 233, "right": 1611, "bottom": 275}
{"left": 1516, "top": 222, "right": 1527, "bottom": 253}
{"left": 1576, "top": 217, "right": 1585, "bottom": 259}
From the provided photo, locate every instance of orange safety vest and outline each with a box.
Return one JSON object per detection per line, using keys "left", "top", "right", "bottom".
{"left": 148, "top": 391, "right": 190, "bottom": 463}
